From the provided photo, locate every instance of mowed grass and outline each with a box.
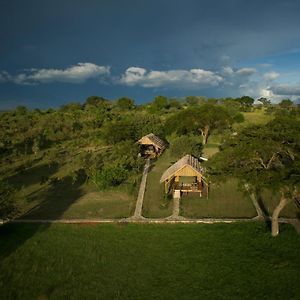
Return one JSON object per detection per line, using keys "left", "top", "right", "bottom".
{"left": 181, "top": 179, "right": 257, "bottom": 218}
{"left": 0, "top": 223, "right": 299, "bottom": 299}
{"left": 143, "top": 149, "right": 257, "bottom": 218}
{"left": 143, "top": 151, "right": 175, "bottom": 218}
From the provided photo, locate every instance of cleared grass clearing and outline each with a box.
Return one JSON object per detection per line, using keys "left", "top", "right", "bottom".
{"left": 143, "top": 151, "right": 174, "bottom": 218}
{"left": 0, "top": 223, "right": 299, "bottom": 300}
{"left": 181, "top": 179, "right": 257, "bottom": 218}
{"left": 233, "top": 109, "right": 274, "bottom": 131}
{"left": 143, "top": 149, "right": 256, "bottom": 219}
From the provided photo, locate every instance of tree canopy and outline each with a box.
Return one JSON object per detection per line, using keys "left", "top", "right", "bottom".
{"left": 207, "top": 116, "right": 300, "bottom": 236}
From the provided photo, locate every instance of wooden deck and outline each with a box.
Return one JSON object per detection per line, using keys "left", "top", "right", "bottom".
{"left": 172, "top": 181, "right": 208, "bottom": 198}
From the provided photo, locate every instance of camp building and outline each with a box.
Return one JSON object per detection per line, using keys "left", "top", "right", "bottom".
{"left": 160, "top": 154, "right": 208, "bottom": 198}
{"left": 138, "top": 133, "right": 166, "bottom": 158}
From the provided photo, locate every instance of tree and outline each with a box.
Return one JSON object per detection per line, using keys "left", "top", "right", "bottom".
{"left": 166, "top": 104, "right": 233, "bottom": 144}
{"left": 0, "top": 181, "right": 18, "bottom": 219}
{"left": 257, "top": 97, "right": 271, "bottom": 107}
{"left": 207, "top": 116, "right": 300, "bottom": 236}
{"left": 85, "top": 96, "right": 107, "bottom": 107}
{"left": 170, "top": 135, "right": 202, "bottom": 158}
{"left": 15, "top": 105, "right": 28, "bottom": 115}
{"left": 236, "top": 96, "right": 255, "bottom": 111}
{"left": 116, "top": 97, "right": 135, "bottom": 110}
{"left": 149, "top": 95, "right": 169, "bottom": 112}
{"left": 278, "top": 99, "right": 294, "bottom": 110}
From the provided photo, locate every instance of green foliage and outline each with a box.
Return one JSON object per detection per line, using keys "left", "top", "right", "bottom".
{"left": 148, "top": 95, "right": 170, "bottom": 113}
{"left": 15, "top": 105, "right": 28, "bottom": 115}
{"left": 0, "top": 181, "right": 18, "bottom": 219}
{"left": 60, "top": 102, "right": 82, "bottom": 112}
{"left": 185, "top": 96, "right": 206, "bottom": 106}
{"left": 85, "top": 96, "right": 108, "bottom": 107}
{"left": 91, "top": 164, "right": 129, "bottom": 189}
{"left": 278, "top": 99, "right": 294, "bottom": 109}
{"left": 101, "top": 120, "right": 134, "bottom": 144}
{"left": 170, "top": 135, "right": 202, "bottom": 158}
{"left": 165, "top": 104, "right": 233, "bottom": 144}
{"left": 207, "top": 116, "right": 300, "bottom": 196}
{"left": 116, "top": 97, "right": 135, "bottom": 110}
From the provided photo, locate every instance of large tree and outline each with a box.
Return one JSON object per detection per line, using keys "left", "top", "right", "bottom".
{"left": 207, "top": 116, "right": 300, "bottom": 236}
{"left": 166, "top": 104, "right": 234, "bottom": 144}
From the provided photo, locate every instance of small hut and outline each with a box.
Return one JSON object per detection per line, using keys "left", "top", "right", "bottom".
{"left": 138, "top": 133, "right": 166, "bottom": 158}
{"left": 160, "top": 154, "right": 208, "bottom": 198}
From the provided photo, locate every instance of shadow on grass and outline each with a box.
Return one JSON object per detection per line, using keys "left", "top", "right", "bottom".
{"left": 6, "top": 163, "right": 60, "bottom": 190}
{"left": 0, "top": 171, "right": 85, "bottom": 260}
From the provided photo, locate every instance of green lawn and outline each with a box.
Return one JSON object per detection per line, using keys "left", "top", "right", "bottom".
{"left": 143, "top": 150, "right": 257, "bottom": 219}
{"left": 181, "top": 179, "right": 257, "bottom": 218}
{"left": 0, "top": 223, "right": 299, "bottom": 299}
{"left": 142, "top": 151, "right": 175, "bottom": 218}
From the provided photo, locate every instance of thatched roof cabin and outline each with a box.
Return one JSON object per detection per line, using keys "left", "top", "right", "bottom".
{"left": 160, "top": 154, "right": 208, "bottom": 198}
{"left": 138, "top": 133, "right": 166, "bottom": 158}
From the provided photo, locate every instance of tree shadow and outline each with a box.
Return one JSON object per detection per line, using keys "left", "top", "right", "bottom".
{"left": 5, "top": 163, "right": 60, "bottom": 190}
{"left": 0, "top": 170, "right": 86, "bottom": 260}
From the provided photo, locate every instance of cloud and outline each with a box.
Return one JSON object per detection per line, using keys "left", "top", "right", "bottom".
{"left": 119, "top": 67, "right": 223, "bottom": 88}
{"left": 13, "top": 63, "right": 110, "bottom": 84}
{"left": 236, "top": 68, "right": 257, "bottom": 76}
{"left": 263, "top": 71, "right": 279, "bottom": 81}
{"left": 269, "top": 83, "right": 300, "bottom": 96}
{"left": 0, "top": 71, "right": 11, "bottom": 83}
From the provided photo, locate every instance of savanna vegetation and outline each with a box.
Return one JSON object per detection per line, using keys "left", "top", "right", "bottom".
{"left": 1, "top": 95, "right": 299, "bottom": 299}
{"left": 0, "top": 95, "right": 299, "bottom": 231}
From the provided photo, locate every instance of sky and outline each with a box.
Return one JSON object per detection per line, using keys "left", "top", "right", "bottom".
{"left": 1, "top": 0, "right": 300, "bottom": 109}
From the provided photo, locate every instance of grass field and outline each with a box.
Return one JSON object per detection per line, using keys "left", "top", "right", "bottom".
{"left": 0, "top": 223, "right": 299, "bottom": 299}
{"left": 1, "top": 154, "right": 136, "bottom": 220}
{"left": 181, "top": 179, "right": 257, "bottom": 218}
{"left": 143, "top": 149, "right": 258, "bottom": 218}
{"left": 142, "top": 151, "right": 174, "bottom": 218}
{"left": 233, "top": 109, "right": 274, "bottom": 131}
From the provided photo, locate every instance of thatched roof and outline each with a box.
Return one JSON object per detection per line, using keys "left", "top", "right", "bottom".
{"left": 138, "top": 133, "right": 166, "bottom": 150}
{"left": 160, "top": 154, "right": 205, "bottom": 183}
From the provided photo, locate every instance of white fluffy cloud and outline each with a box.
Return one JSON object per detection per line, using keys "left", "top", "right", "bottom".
{"left": 13, "top": 63, "right": 110, "bottom": 84}
{"left": 263, "top": 71, "right": 279, "bottom": 81}
{"left": 119, "top": 67, "right": 223, "bottom": 88}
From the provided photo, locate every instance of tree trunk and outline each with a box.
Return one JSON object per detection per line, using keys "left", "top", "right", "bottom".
{"left": 271, "top": 194, "right": 289, "bottom": 237}
{"left": 201, "top": 125, "right": 210, "bottom": 145}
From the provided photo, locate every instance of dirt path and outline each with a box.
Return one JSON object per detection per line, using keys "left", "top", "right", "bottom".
{"left": 6, "top": 217, "right": 299, "bottom": 227}
{"left": 132, "top": 158, "right": 150, "bottom": 219}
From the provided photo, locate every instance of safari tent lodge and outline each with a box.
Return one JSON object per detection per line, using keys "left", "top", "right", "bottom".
{"left": 160, "top": 154, "right": 208, "bottom": 198}
{"left": 138, "top": 133, "right": 166, "bottom": 158}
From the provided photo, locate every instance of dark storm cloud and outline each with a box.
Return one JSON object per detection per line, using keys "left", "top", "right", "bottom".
{"left": 0, "top": 0, "right": 300, "bottom": 108}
